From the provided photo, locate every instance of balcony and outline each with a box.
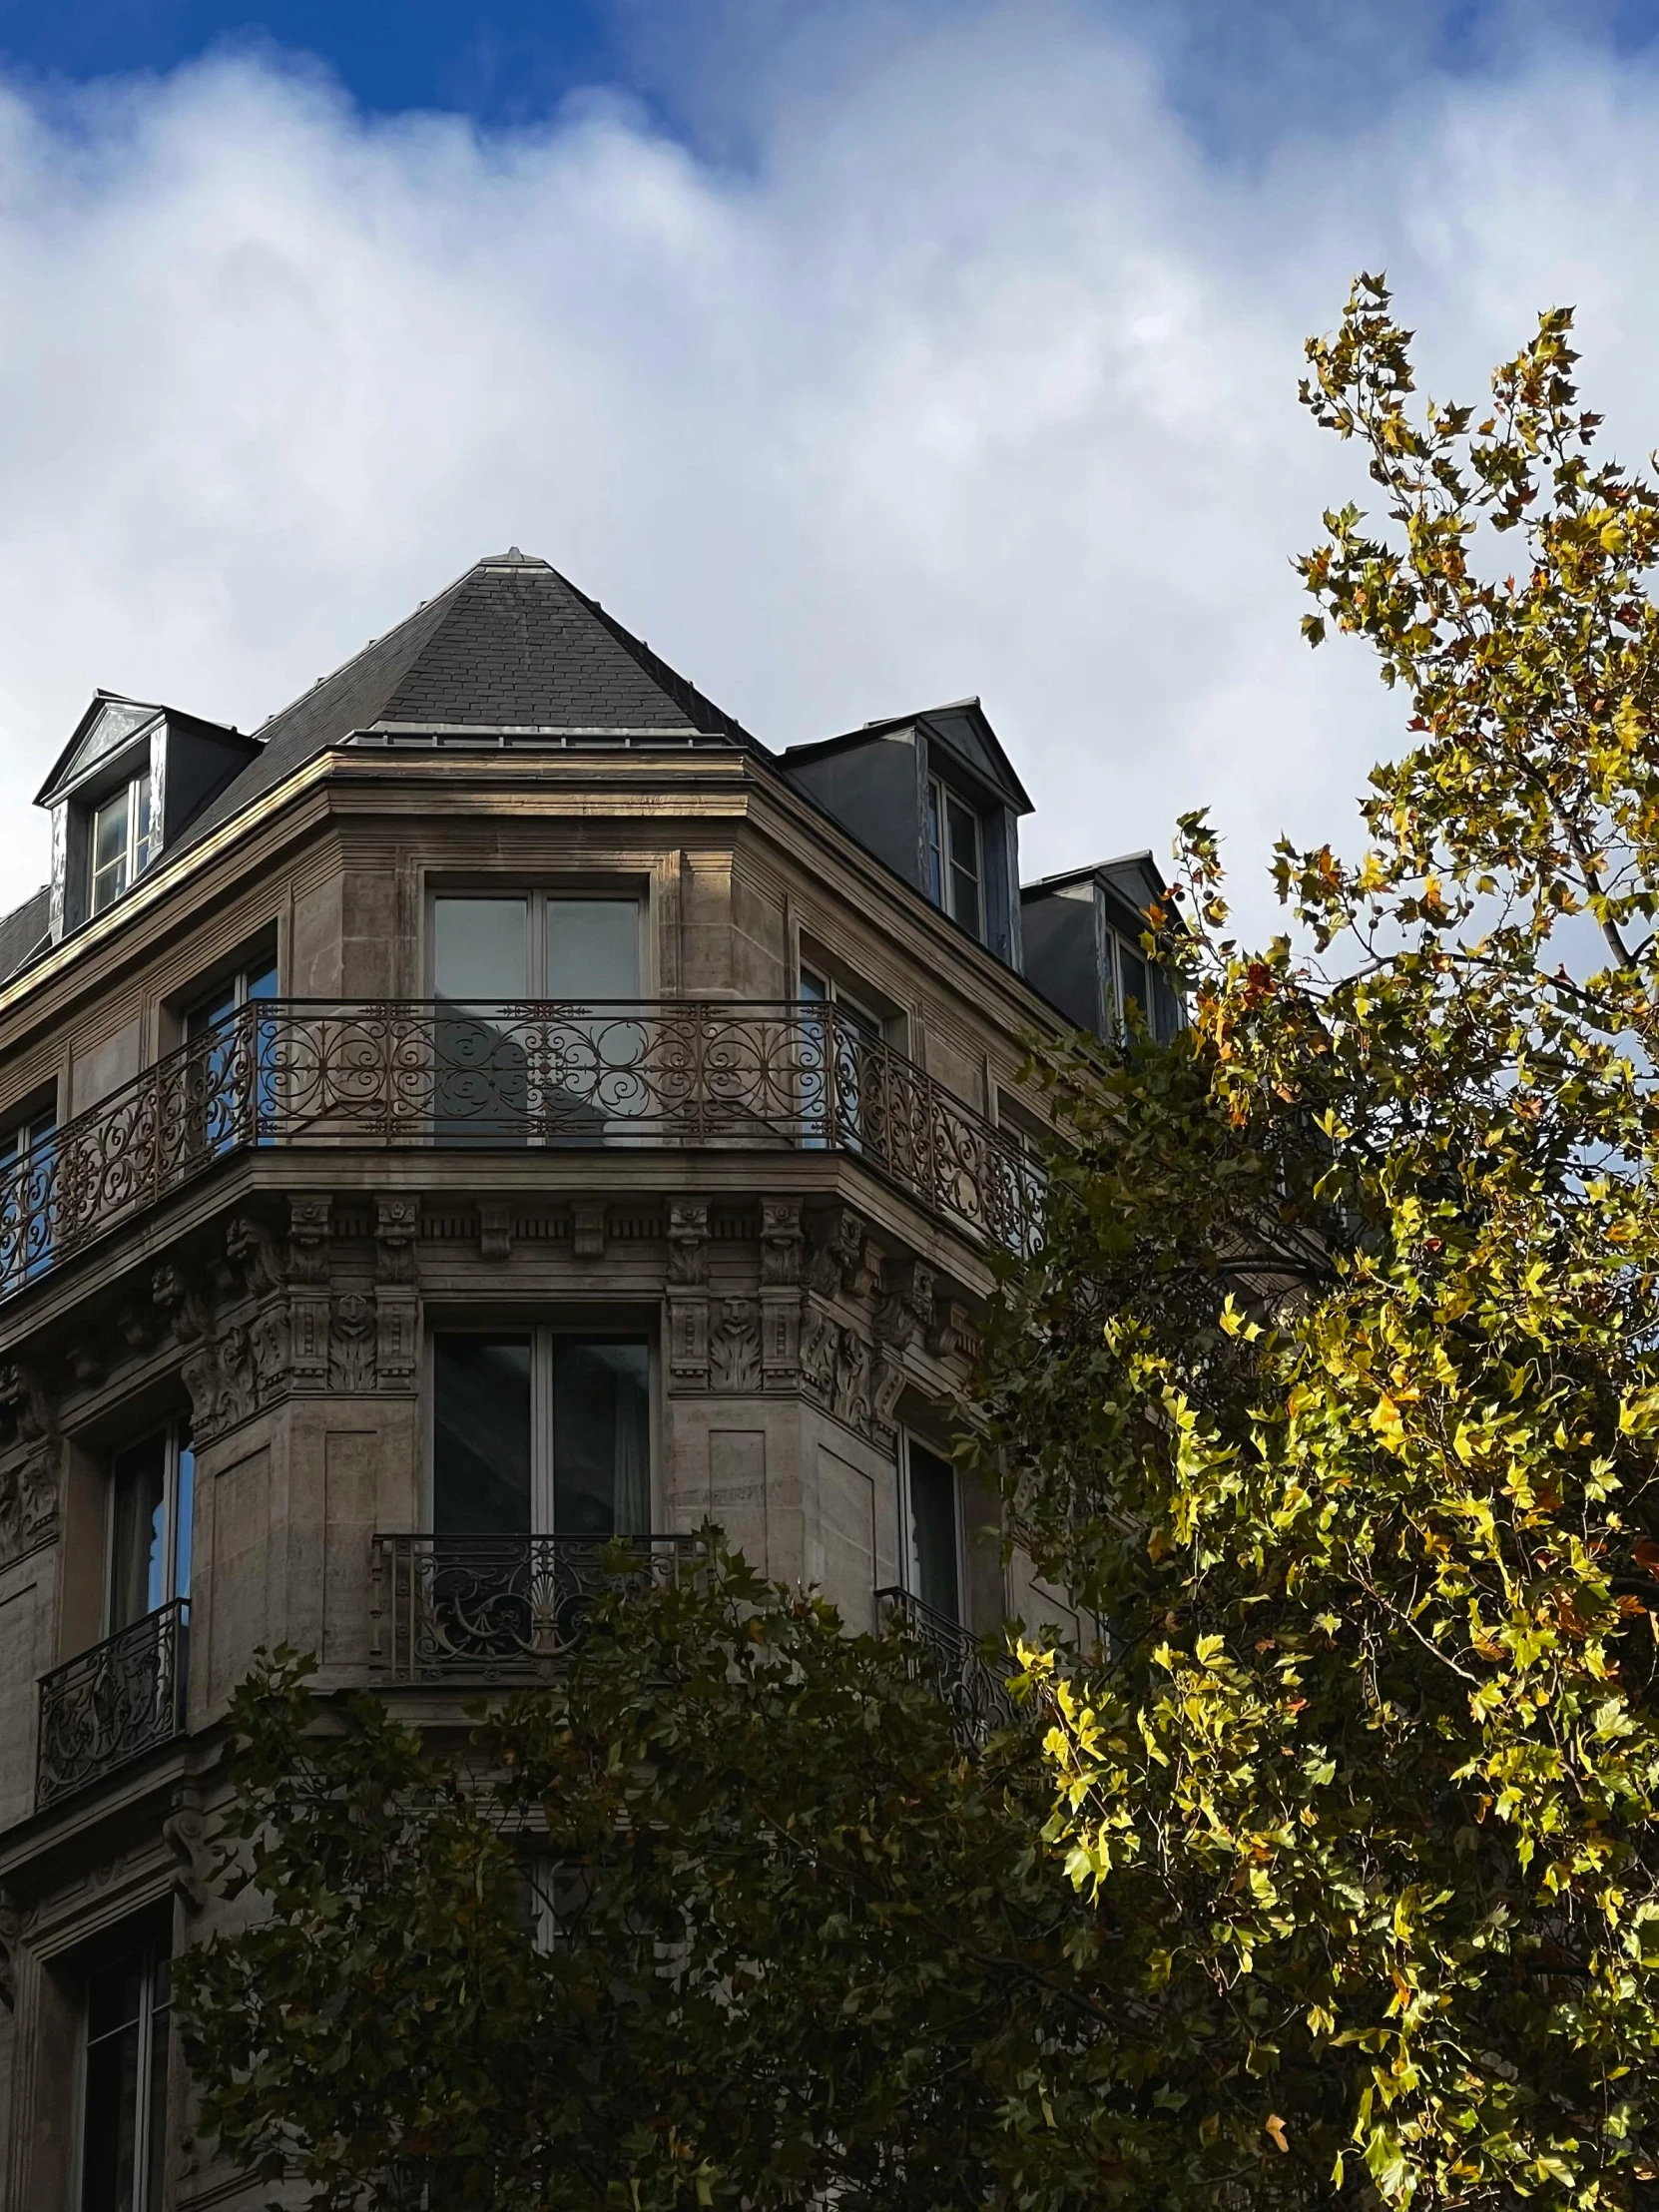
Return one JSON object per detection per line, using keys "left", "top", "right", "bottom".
{"left": 370, "top": 1532, "right": 698, "bottom": 1684}
{"left": 875, "top": 1586, "right": 1021, "bottom": 1743}
{"left": 0, "top": 1000, "right": 1043, "bottom": 1303}
{"left": 37, "top": 1598, "right": 189, "bottom": 1808}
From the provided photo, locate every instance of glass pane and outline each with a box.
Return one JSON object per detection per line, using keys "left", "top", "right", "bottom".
{"left": 924, "top": 782, "right": 944, "bottom": 903}
{"left": 183, "top": 983, "right": 237, "bottom": 1043}
{"left": 80, "top": 2012, "right": 140, "bottom": 2212}
{"left": 545, "top": 901, "right": 639, "bottom": 1000}
{"left": 92, "top": 788, "right": 129, "bottom": 876}
{"left": 906, "top": 1440, "right": 960, "bottom": 1623}
{"left": 433, "top": 1338, "right": 532, "bottom": 1533}
{"left": 798, "top": 967, "right": 828, "bottom": 1003}
{"left": 86, "top": 1952, "right": 146, "bottom": 2042}
{"left": 173, "top": 1439, "right": 195, "bottom": 1602}
{"left": 133, "top": 772, "right": 154, "bottom": 873}
{"left": 144, "top": 1990, "right": 170, "bottom": 2212}
{"left": 1119, "top": 941, "right": 1150, "bottom": 1025}
{"left": 946, "top": 797, "right": 982, "bottom": 936}
{"left": 433, "top": 898, "right": 528, "bottom": 1004}
{"left": 552, "top": 1341, "right": 650, "bottom": 1537}
{"left": 109, "top": 1435, "right": 168, "bottom": 1630}
{"left": 245, "top": 960, "right": 278, "bottom": 1001}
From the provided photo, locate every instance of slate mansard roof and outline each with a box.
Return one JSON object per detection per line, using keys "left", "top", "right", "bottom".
{"left": 181, "top": 548, "right": 757, "bottom": 849}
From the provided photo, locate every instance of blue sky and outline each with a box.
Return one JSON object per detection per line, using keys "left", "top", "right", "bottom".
{"left": 3, "top": 0, "right": 1659, "bottom": 927}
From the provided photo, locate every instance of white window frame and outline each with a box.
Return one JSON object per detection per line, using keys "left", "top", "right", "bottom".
{"left": 89, "top": 771, "right": 155, "bottom": 916}
{"left": 427, "top": 891, "right": 646, "bottom": 1000}
{"left": 797, "top": 961, "right": 888, "bottom": 1040}
{"left": 427, "top": 1325, "right": 657, "bottom": 1537}
{"left": 896, "top": 1428, "right": 963, "bottom": 1625}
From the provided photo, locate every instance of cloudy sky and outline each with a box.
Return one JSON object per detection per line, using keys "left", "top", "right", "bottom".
{"left": 2, "top": 0, "right": 1658, "bottom": 934}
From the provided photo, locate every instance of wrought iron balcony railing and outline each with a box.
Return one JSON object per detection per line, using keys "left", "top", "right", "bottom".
{"left": 370, "top": 1532, "right": 698, "bottom": 1684}
{"left": 37, "top": 1598, "right": 189, "bottom": 1808}
{"left": 0, "top": 1000, "right": 1043, "bottom": 1300}
{"left": 875, "top": 1585, "right": 1022, "bottom": 1743}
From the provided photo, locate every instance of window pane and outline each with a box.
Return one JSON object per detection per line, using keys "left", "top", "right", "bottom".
{"left": 86, "top": 1952, "right": 146, "bottom": 2042}
{"left": 173, "top": 1439, "right": 195, "bottom": 1602}
{"left": 551, "top": 1341, "right": 650, "bottom": 1537}
{"left": 109, "top": 1435, "right": 168, "bottom": 1630}
{"left": 91, "top": 788, "right": 130, "bottom": 912}
{"left": 433, "top": 898, "right": 528, "bottom": 1002}
{"left": 183, "top": 983, "right": 237, "bottom": 1042}
{"left": 245, "top": 961, "right": 278, "bottom": 1002}
{"left": 906, "top": 1440, "right": 960, "bottom": 1623}
{"left": 924, "top": 781, "right": 944, "bottom": 903}
{"left": 133, "top": 772, "right": 154, "bottom": 874}
{"left": 798, "top": 966, "right": 828, "bottom": 1003}
{"left": 1118, "top": 942, "right": 1150, "bottom": 1024}
{"left": 945, "top": 796, "right": 982, "bottom": 937}
{"left": 545, "top": 900, "right": 639, "bottom": 1000}
{"left": 80, "top": 2012, "right": 140, "bottom": 2212}
{"left": 144, "top": 1989, "right": 170, "bottom": 2212}
{"left": 433, "top": 1338, "right": 532, "bottom": 1533}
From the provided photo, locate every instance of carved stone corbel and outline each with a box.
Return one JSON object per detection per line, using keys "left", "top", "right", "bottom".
{"left": 0, "top": 1364, "right": 59, "bottom": 1565}
{"left": 807, "top": 1206, "right": 871, "bottom": 1299}
{"left": 286, "top": 1198, "right": 333, "bottom": 1389}
{"left": 477, "top": 1203, "right": 512, "bottom": 1264}
{"left": 666, "top": 1199, "right": 711, "bottom": 1388}
{"left": 163, "top": 1798, "right": 214, "bottom": 1915}
{"left": 874, "top": 1257, "right": 937, "bottom": 1355}
{"left": 373, "top": 1197, "right": 420, "bottom": 1392}
{"left": 759, "top": 1199, "right": 804, "bottom": 1385}
{"left": 925, "top": 1298, "right": 979, "bottom": 1366}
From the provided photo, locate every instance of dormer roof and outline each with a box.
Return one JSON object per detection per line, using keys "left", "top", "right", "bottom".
{"left": 34, "top": 693, "right": 167, "bottom": 808}
{"left": 781, "top": 698, "right": 1033, "bottom": 815}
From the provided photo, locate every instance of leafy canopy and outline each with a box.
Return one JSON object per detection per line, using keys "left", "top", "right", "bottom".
{"left": 180, "top": 283, "right": 1659, "bottom": 2212}
{"left": 975, "top": 276, "right": 1659, "bottom": 2211}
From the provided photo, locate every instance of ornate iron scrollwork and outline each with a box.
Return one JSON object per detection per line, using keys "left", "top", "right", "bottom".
{"left": 37, "top": 1599, "right": 189, "bottom": 1808}
{"left": 875, "top": 1586, "right": 1021, "bottom": 1744}
{"left": 370, "top": 1533, "right": 698, "bottom": 1684}
{"left": 0, "top": 1003, "right": 1044, "bottom": 1300}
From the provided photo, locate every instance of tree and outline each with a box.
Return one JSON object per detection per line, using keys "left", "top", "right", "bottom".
{"left": 177, "top": 1548, "right": 1145, "bottom": 2212}
{"left": 974, "top": 277, "right": 1659, "bottom": 2209}
{"left": 180, "top": 284, "right": 1659, "bottom": 2212}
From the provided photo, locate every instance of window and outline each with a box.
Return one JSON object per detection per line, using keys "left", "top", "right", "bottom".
{"left": 925, "top": 778, "right": 983, "bottom": 939}
{"left": 431, "top": 896, "right": 643, "bottom": 1144}
{"left": 1106, "top": 929, "right": 1182, "bottom": 1042}
{"left": 183, "top": 955, "right": 278, "bottom": 1154}
{"left": 897, "top": 1433, "right": 961, "bottom": 1624}
{"left": 107, "top": 1424, "right": 193, "bottom": 1635}
{"left": 80, "top": 1938, "right": 171, "bottom": 2212}
{"left": 0, "top": 1099, "right": 56, "bottom": 1290}
{"left": 432, "top": 1332, "right": 651, "bottom": 1538}
{"left": 432, "top": 894, "right": 640, "bottom": 1003}
{"left": 89, "top": 773, "right": 156, "bottom": 915}
{"left": 799, "top": 964, "right": 887, "bottom": 1149}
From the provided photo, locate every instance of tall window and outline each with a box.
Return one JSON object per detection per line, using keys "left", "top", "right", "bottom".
{"left": 0, "top": 1099, "right": 56, "bottom": 1290}
{"left": 431, "top": 897, "right": 642, "bottom": 1143}
{"left": 89, "top": 772, "right": 156, "bottom": 915}
{"left": 924, "top": 778, "right": 983, "bottom": 940}
{"left": 799, "top": 965, "right": 886, "bottom": 1149}
{"left": 432, "top": 1332, "right": 650, "bottom": 1538}
{"left": 183, "top": 955, "right": 278, "bottom": 1153}
{"left": 107, "top": 1424, "right": 194, "bottom": 1634}
{"left": 897, "top": 1432, "right": 961, "bottom": 1624}
{"left": 1105, "top": 929, "right": 1182, "bottom": 1042}
{"left": 80, "top": 1939, "right": 171, "bottom": 2212}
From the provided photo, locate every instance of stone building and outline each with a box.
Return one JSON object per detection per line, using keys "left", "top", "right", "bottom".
{"left": 0, "top": 550, "right": 1172, "bottom": 2210}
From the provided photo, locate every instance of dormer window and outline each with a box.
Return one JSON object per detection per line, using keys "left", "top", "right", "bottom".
{"left": 925, "top": 776, "right": 983, "bottom": 939}
{"left": 90, "top": 771, "right": 156, "bottom": 915}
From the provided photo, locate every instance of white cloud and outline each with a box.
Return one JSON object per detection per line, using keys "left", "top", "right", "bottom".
{"left": 0, "top": 8, "right": 1655, "bottom": 938}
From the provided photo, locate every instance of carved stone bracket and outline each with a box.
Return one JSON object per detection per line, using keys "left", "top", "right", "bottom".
{"left": 373, "top": 1198, "right": 420, "bottom": 1391}
{"left": 760, "top": 1200, "right": 803, "bottom": 1386}
{"left": 807, "top": 1206, "right": 871, "bottom": 1300}
{"left": 875, "top": 1258, "right": 937, "bottom": 1355}
{"left": 667, "top": 1200, "right": 711, "bottom": 1388}
{"left": 163, "top": 1795, "right": 213, "bottom": 1915}
{"left": 0, "top": 1363, "right": 59, "bottom": 1566}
